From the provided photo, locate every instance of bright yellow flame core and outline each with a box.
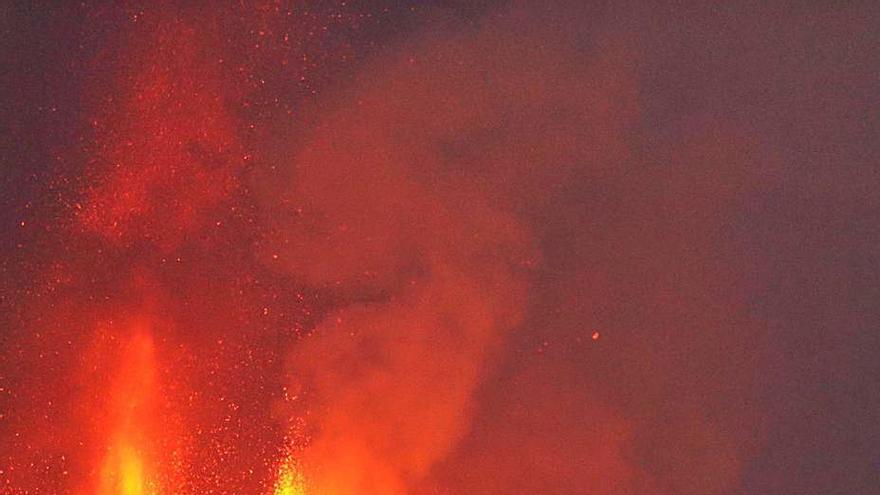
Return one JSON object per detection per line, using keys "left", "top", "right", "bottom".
{"left": 100, "top": 444, "right": 152, "bottom": 495}
{"left": 118, "top": 447, "right": 145, "bottom": 495}
{"left": 273, "top": 457, "right": 306, "bottom": 495}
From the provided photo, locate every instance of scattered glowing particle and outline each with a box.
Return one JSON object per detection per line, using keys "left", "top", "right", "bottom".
{"left": 591, "top": 331, "right": 600, "bottom": 341}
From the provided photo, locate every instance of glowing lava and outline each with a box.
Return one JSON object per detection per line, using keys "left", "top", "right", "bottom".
{"left": 273, "top": 455, "right": 306, "bottom": 495}
{"left": 100, "top": 445, "right": 150, "bottom": 495}
{"left": 95, "top": 329, "right": 159, "bottom": 495}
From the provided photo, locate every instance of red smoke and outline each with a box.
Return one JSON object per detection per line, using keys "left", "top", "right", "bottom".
{"left": 256, "top": 11, "right": 635, "bottom": 492}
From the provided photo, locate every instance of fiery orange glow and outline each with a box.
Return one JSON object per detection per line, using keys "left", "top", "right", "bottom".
{"left": 95, "top": 328, "right": 158, "bottom": 495}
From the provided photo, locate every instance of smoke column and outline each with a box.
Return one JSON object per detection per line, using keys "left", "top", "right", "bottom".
{"left": 255, "top": 7, "right": 634, "bottom": 492}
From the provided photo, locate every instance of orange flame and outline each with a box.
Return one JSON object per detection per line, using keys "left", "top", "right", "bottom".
{"left": 96, "top": 329, "right": 158, "bottom": 495}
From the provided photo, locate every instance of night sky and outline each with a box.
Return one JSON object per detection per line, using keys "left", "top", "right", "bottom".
{"left": 1, "top": 1, "right": 879, "bottom": 494}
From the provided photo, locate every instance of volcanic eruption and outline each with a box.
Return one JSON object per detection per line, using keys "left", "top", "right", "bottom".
{"left": 2, "top": 1, "right": 879, "bottom": 494}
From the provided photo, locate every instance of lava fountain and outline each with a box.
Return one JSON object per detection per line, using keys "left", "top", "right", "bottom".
{"left": 94, "top": 325, "right": 159, "bottom": 495}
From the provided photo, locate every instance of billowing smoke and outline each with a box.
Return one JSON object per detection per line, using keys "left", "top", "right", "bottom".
{"left": 256, "top": 8, "right": 624, "bottom": 492}
{"left": 257, "top": 2, "right": 879, "bottom": 493}
{"left": 255, "top": 5, "right": 673, "bottom": 493}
